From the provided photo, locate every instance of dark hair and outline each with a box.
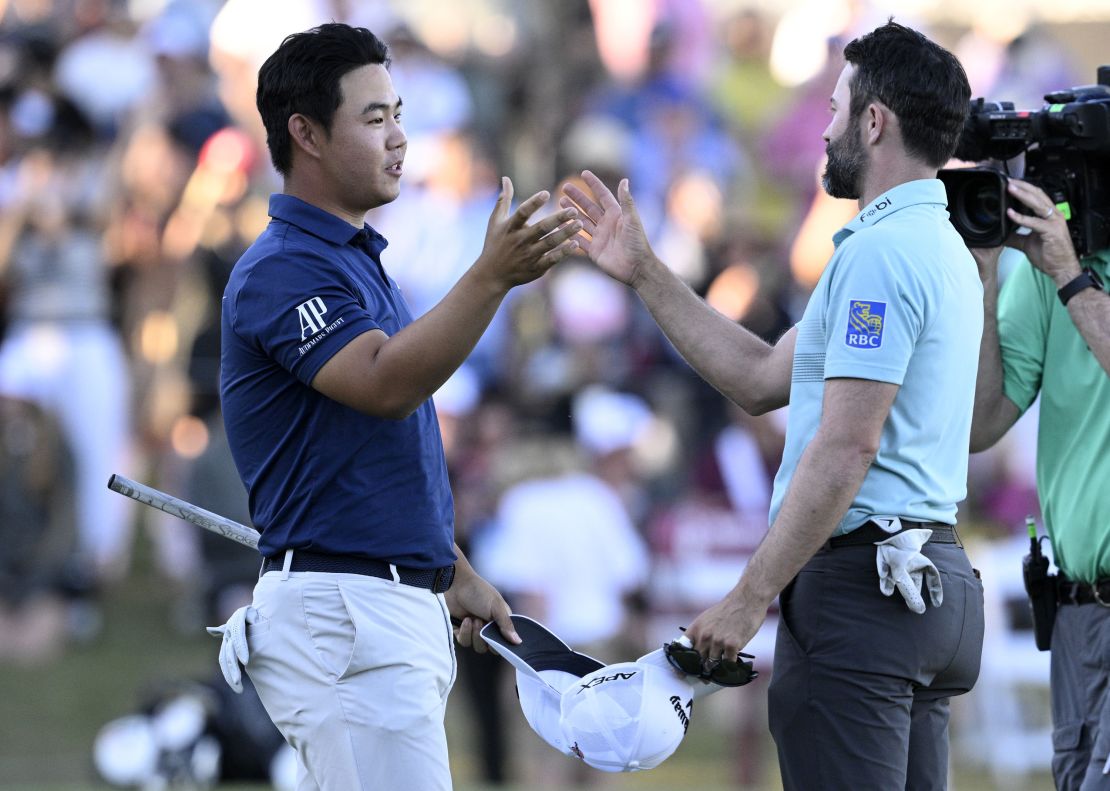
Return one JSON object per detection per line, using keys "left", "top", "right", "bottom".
{"left": 842, "top": 20, "right": 970, "bottom": 167}
{"left": 256, "top": 23, "right": 390, "bottom": 176}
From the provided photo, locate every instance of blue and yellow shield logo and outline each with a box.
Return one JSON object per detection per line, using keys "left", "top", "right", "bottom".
{"left": 845, "top": 300, "right": 886, "bottom": 348}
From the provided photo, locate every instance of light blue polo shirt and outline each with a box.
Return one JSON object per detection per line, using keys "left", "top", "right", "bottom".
{"left": 768, "top": 179, "right": 983, "bottom": 536}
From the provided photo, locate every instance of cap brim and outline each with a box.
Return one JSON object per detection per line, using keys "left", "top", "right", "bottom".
{"left": 481, "top": 615, "right": 605, "bottom": 687}
{"left": 482, "top": 615, "right": 607, "bottom": 756}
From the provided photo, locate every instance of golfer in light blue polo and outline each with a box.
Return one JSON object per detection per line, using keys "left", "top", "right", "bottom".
{"left": 563, "top": 21, "right": 986, "bottom": 790}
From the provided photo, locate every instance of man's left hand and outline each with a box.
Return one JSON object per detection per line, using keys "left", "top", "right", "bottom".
{"left": 684, "top": 591, "right": 765, "bottom": 667}
{"left": 1004, "top": 178, "right": 1082, "bottom": 285}
{"left": 444, "top": 566, "right": 520, "bottom": 653}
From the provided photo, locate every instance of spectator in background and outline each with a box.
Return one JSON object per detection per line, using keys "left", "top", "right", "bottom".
{"left": 761, "top": 37, "right": 846, "bottom": 225}
{"left": 709, "top": 8, "right": 788, "bottom": 143}
{"left": 509, "top": 256, "right": 637, "bottom": 414}
{"left": 52, "top": 0, "right": 156, "bottom": 137}
{"left": 383, "top": 21, "right": 473, "bottom": 145}
{"left": 479, "top": 387, "right": 652, "bottom": 658}
{"left": 140, "top": 1, "right": 230, "bottom": 159}
{"left": 590, "top": 20, "right": 748, "bottom": 229}
{"left": 0, "top": 395, "right": 75, "bottom": 663}
{"left": 0, "top": 95, "right": 132, "bottom": 594}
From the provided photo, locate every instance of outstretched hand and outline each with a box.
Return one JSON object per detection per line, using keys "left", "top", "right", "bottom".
{"left": 560, "top": 170, "right": 655, "bottom": 287}
{"left": 476, "top": 176, "right": 582, "bottom": 289}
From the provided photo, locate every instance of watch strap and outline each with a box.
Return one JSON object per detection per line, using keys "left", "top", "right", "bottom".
{"left": 1058, "top": 269, "right": 1104, "bottom": 306}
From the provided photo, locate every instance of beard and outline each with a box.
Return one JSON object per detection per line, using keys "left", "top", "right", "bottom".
{"left": 822, "top": 123, "right": 868, "bottom": 200}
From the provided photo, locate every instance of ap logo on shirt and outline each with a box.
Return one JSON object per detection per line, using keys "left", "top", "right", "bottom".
{"left": 845, "top": 300, "right": 885, "bottom": 348}
{"left": 296, "top": 297, "right": 328, "bottom": 341}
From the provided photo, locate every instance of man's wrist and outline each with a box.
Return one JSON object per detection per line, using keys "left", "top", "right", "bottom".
{"left": 467, "top": 259, "right": 514, "bottom": 296}
{"left": 1050, "top": 264, "right": 1085, "bottom": 290}
{"left": 1058, "top": 268, "right": 1105, "bottom": 306}
{"left": 733, "top": 564, "right": 778, "bottom": 612}
{"left": 627, "top": 254, "right": 659, "bottom": 292}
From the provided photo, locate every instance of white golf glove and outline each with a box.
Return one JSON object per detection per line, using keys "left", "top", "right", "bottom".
{"left": 874, "top": 529, "right": 943, "bottom": 615}
{"left": 206, "top": 605, "right": 257, "bottom": 693}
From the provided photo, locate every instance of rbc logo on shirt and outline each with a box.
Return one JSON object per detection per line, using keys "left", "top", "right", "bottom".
{"left": 845, "top": 300, "right": 885, "bottom": 348}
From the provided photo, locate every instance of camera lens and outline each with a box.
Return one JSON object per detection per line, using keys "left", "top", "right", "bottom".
{"left": 958, "top": 180, "right": 1003, "bottom": 233}
{"left": 939, "top": 166, "right": 1011, "bottom": 247}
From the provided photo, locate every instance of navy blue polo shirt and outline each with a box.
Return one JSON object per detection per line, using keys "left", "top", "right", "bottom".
{"left": 220, "top": 194, "right": 455, "bottom": 567}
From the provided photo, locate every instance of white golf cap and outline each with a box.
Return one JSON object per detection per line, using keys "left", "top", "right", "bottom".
{"left": 480, "top": 616, "right": 722, "bottom": 773}
{"left": 480, "top": 615, "right": 606, "bottom": 756}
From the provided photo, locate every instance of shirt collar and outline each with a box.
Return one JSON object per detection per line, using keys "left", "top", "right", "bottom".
{"left": 268, "top": 194, "right": 388, "bottom": 254}
{"left": 832, "top": 179, "right": 949, "bottom": 249}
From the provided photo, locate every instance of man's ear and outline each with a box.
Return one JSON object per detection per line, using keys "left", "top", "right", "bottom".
{"left": 865, "top": 102, "right": 891, "bottom": 146}
{"left": 288, "top": 114, "right": 322, "bottom": 162}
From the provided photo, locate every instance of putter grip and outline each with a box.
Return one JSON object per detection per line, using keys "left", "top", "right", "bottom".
{"left": 107, "top": 473, "right": 260, "bottom": 550}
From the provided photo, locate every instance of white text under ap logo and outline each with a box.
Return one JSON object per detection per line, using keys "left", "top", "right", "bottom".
{"left": 296, "top": 297, "right": 328, "bottom": 341}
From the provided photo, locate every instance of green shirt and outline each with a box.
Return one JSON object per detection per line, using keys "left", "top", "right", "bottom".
{"left": 997, "top": 249, "right": 1110, "bottom": 583}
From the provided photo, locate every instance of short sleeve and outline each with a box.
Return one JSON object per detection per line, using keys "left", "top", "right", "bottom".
{"left": 822, "top": 237, "right": 929, "bottom": 385}
{"left": 230, "top": 249, "right": 383, "bottom": 385}
{"left": 997, "top": 258, "right": 1050, "bottom": 413}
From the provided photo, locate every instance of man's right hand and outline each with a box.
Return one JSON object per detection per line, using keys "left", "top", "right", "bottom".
{"left": 561, "top": 170, "right": 656, "bottom": 288}
{"left": 476, "top": 177, "right": 582, "bottom": 289}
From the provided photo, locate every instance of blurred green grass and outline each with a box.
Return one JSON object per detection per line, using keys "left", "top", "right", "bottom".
{"left": 0, "top": 530, "right": 1054, "bottom": 790}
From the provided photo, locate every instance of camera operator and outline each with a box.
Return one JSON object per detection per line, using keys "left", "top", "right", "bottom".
{"left": 970, "top": 175, "right": 1110, "bottom": 790}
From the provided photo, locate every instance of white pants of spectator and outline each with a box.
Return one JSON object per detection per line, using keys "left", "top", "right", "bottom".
{"left": 245, "top": 569, "right": 457, "bottom": 791}
{"left": 0, "top": 321, "right": 131, "bottom": 576}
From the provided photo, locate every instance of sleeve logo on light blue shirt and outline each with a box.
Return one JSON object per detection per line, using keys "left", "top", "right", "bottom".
{"left": 846, "top": 300, "right": 885, "bottom": 348}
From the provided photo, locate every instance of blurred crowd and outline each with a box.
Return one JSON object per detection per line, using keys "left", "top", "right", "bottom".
{"left": 0, "top": 0, "right": 1089, "bottom": 786}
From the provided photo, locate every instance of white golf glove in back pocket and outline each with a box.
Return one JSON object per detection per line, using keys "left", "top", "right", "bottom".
{"left": 875, "top": 528, "right": 943, "bottom": 615}
{"left": 206, "top": 605, "right": 257, "bottom": 693}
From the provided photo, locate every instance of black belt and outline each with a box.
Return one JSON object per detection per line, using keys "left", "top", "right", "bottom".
{"left": 1057, "top": 576, "right": 1110, "bottom": 607}
{"left": 261, "top": 551, "right": 455, "bottom": 593}
{"left": 826, "top": 520, "right": 957, "bottom": 549}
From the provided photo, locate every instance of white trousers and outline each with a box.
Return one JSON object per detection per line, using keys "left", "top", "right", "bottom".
{"left": 245, "top": 570, "right": 457, "bottom": 791}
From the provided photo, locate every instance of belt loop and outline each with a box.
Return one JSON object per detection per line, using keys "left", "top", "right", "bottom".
{"left": 388, "top": 563, "right": 401, "bottom": 584}
{"left": 281, "top": 548, "right": 294, "bottom": 581}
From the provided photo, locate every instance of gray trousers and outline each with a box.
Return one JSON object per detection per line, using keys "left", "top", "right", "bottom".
{"left": 1051, "top": 602, "right": 1110, "bottom": 790}
{"left": 768, "top": 539, "right": 984, "bottom": 790}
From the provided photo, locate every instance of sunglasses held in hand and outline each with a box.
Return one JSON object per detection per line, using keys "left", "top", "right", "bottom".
{"left": 663, "top": 638, "right": 758, "bottom": 687}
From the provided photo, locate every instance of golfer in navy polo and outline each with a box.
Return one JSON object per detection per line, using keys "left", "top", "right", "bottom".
{"left": 209, "top": 24, "right": 581, "bottom": 791}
